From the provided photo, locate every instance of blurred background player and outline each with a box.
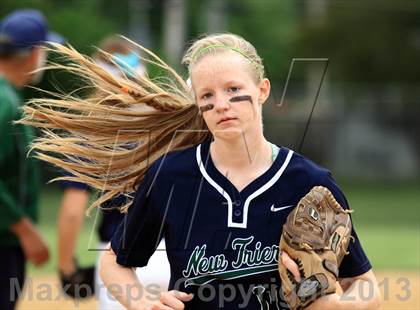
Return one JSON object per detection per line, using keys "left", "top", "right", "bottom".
{"left": 57, "top": 35, "right": 170, "bottom": 309}
{"left": 0, "top": 9, "right": 59, "bottom": 310}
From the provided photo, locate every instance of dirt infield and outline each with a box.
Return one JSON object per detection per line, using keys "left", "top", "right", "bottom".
{"left": 374, "top": 271, "right": 419, "bottom": 310}
{"left": 17, "top": 271, "right": 419, "bottom": 309}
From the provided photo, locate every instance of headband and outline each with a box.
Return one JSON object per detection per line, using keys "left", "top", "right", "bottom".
{"left": 192, "top": 44, "right": 261, "bottom": 69}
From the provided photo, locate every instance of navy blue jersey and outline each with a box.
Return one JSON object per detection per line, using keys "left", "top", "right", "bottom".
{"left": 60, "top": 179, "right": 90, "bottom": 191}
{"left": 111, "top": 140, "right": 371, "bottom": 309}
{"left": 98, "top": 195, "right": 128, "bottom": 242}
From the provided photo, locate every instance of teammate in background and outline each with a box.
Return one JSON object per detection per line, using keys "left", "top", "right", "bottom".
{"left": 57, "top": 35, "right": 170, "bottom": 309}
{"left": 20, "top": 34, "right": 381, "bottom": 309}
{"left": 0, "top": 9, "right": 57, "bottom": 309}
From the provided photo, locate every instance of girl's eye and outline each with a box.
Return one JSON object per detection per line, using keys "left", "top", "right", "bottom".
{"left": 229, "top": 86, "right": 240, "bottom": 93}
{"left": 201, "top": 93, "right": 212, "bottom": 100}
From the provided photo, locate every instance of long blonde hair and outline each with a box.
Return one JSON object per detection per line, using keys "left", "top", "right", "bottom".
{"left": 19, "top": 34, "right": 264, "bottom": 211}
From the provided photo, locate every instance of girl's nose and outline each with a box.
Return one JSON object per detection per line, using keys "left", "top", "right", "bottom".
{"left": 214, "top": 94, "right": 230, "bottom": 112}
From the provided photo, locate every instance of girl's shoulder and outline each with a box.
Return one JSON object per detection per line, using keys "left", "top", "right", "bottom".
{"left": 282, "top": 147, "right": 332, "bottom": 183}
{"left": 282, "top": 147, "right": 348, "bottom": 206}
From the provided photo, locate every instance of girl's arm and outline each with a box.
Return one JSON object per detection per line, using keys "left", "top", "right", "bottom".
{"left": 282, "top": 252, "right": 381, "bottom": 310}
{"left": 99, "top": 246, "right": 144, "bottom": 309}
{"left": 337, "top": 269, "right": 381, "bottom": 309}
{"left": 99, "top": 244, "right": 192, "bottom": 310}
{"left": 306, "top": 270, "right": 381, "bottom": 310}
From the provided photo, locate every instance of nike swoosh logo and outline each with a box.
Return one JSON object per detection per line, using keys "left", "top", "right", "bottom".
{"left": 270, "top": 204, "right": 294, "bottom": 212}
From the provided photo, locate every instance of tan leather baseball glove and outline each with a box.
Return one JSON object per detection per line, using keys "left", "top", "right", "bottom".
{"left": 279, "top": 186, "right": 353, "bottom": 310}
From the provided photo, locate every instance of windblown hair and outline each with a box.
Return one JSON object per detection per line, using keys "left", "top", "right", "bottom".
{"left": 18, "top": 33, "right": 264, "bottom": 212}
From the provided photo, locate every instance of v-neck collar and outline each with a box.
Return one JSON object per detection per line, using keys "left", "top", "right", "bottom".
{"left": 196, "top": 140, "right": 294, "bottom": 228}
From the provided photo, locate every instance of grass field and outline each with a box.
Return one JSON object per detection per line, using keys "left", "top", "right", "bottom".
{"left": 29, "top": 180, "right": 420, "bottom": 275}
{"left": 339, "top": 179, "right": 420, "bottom": 270}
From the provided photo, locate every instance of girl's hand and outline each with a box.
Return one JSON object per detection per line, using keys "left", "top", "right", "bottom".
{"left": 281, "top": 251, "right": 340, "bottom": 310}
{"left": 280, "top": 251, "right": 301, "bottom": 281}
{"left": 133, "top": 290, "right": 194, "bottom": 310}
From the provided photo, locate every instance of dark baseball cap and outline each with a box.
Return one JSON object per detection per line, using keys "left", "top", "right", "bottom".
{"left": 0, "top": 9, "right": 64, "bottom": 56}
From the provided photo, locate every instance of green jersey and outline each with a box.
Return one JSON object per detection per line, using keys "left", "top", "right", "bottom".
{"left": 0, "top": 76, "right": 40, "bottom": 246}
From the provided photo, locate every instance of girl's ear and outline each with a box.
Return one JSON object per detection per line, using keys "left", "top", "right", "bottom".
{"left": 258, "top": 78, "right": 271, "bottom": 105}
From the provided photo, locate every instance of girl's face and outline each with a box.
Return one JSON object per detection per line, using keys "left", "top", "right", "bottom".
{"left": 191, "top": 51, "right": 270, "bottom": 141}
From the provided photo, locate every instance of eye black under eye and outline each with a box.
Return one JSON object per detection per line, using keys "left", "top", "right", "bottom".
{"left": 199, "top": 103, "right": 214, "bottom": 113}
{"left": 229, "top": 95, "right": 253, "bottom": 104}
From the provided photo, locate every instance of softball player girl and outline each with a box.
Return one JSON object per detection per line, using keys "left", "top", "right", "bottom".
{"left": 20, "top": 33, "right": 380, "bottom": 309}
